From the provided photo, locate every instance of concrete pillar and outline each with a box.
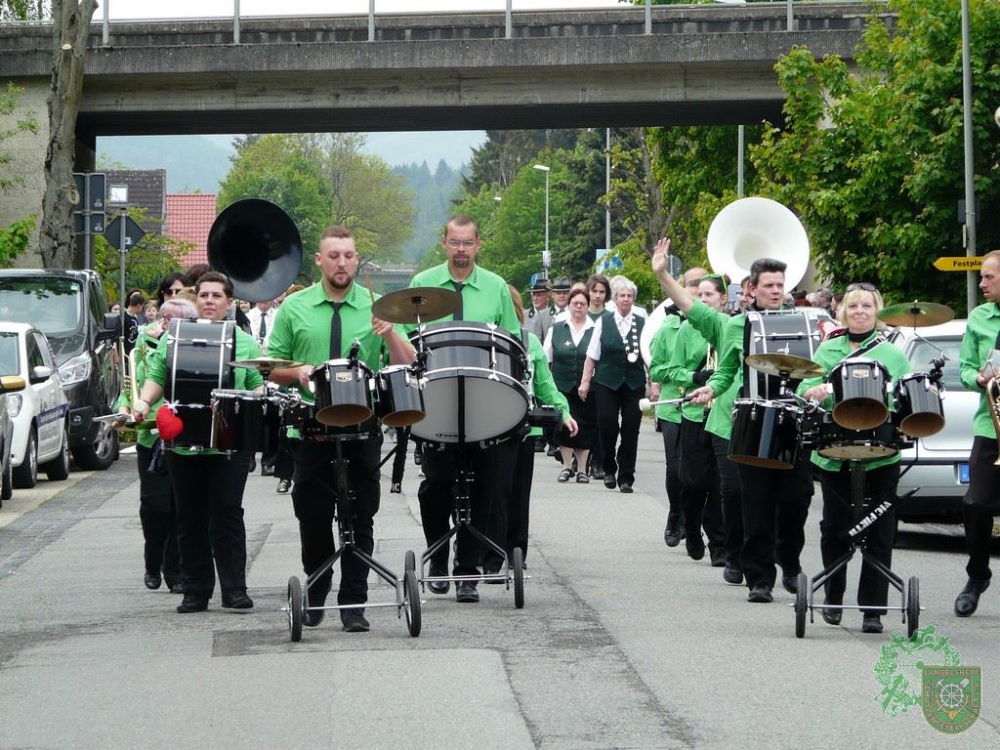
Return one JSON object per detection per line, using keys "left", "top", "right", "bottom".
{"left": 0, "top": 77, "right": 48, "bottom": 267}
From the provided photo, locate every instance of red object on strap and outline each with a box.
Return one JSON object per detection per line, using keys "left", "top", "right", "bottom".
{"left": 156, "top": 405, "right": 184, "bottom": 441}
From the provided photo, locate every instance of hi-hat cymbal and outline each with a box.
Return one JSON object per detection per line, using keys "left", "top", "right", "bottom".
{"left": 229, "top": 357, "right": 304, "bottom": 371}
{"left": 878, "top": 301, "right": 955, "bottom": 328}
{"left": 372, "top": 286, "right": 461, "bottom": 324}
{"left": 745, "top": 353, "right": 824, "bottom": 379}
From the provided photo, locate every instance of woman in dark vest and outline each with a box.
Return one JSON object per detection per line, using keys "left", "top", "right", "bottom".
{"left": 579, "top": 276, "right": 647, "bottom": 494}
{"left": 545, "top": 287, "right": 597, "bottom": 483}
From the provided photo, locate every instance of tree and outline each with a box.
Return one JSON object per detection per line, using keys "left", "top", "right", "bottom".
{"left": 0, "top": 1, "right": 47, "bottom": 21}
{"left": 38, "top": 0, "right": 98, "bottom": 268}
{"left": 0, "top": 82, "right": 38, "bottom": 265}
{"left": 751, "top": 0, "right": 1000, "bottom": 314}
{"left": 464, "top": 130, "right": 580, "bottom": 192}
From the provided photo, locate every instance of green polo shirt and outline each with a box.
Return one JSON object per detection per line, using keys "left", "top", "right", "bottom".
{"left": 960, "top": 302, "right": 1000, "bottom": 439}
{"left": 665, "top": 320, "right": 714, "bottom": 423}
{"left": 267, "top": 282, "right": 393, "bottom": 403}
{"left": 686, "top": 301, "right": 744, "bottom": 440}
{"left": 114, "top": 329, "right": 166, "bottom": 449}
{"left": 144, "top": 325, "right": 263, "bottom": 455}
{"left": 796, "top": 332, "right": 912, "bottom": 472}
{"left": 524, "top": 330, "right": 571, "bottom": 438}
{"left": 648, "top": 313, "right": 684, "bottom": 424}
{"left": 409, "top": 262, "right": 520, "bottom": 334}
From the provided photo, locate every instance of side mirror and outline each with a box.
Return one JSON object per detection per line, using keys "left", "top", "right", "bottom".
{"left": 0, "top": 375, "right": 26, "bottom": 394}
{"left": 31, "top": 365, "right": 53, "bottom": 383}
{"left": 98, "top": 313, "right": 121, "bottom": 343}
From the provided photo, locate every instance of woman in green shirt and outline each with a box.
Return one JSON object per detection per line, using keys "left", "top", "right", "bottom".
{"left": 798, "top": 283, "right": 911, "bottom": 635}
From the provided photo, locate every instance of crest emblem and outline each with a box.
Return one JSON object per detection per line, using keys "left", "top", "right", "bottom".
{"left": 921, "top": 666, "right": 981, "bottom": 733}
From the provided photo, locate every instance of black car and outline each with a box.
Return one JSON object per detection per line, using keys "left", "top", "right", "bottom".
{"left": 0, "top": 269, "right": 120, "bottom": 470}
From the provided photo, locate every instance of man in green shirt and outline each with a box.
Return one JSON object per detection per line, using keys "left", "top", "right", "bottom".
{"left": 268, "top": 225, "right": 414, "bottom": 633}
{"left": 954, "top": 250, "right": 1000, "bottom": 617}
{"left": 409, "top": 215, "right": 520, "bottom": 603}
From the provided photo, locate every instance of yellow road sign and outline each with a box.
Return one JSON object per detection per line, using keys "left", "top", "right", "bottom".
{"left": 933, "top": 256, "right": 983, "bottom": 271}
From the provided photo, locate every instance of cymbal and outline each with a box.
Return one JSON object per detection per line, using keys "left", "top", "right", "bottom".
{"left": 372, "top": 286, "right": 461, "bottom": 324}
{"left": 229, "top": 357, "right": 304, "bottom": 371}
{"left": 878, "top": 301, "right": 955, "bottom": 328}
{"left": 745, "top": 353, "right": 824, "bottom": 379}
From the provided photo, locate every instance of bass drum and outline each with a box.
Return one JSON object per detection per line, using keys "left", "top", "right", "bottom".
{"left": 744, "top": 309, "right": 830, "bottom": 401}
{"left": 164, "top": 319, "right": 236, "bottom": 449}
{"left": 409, "top": 322, "right": 528, "bottom": 444}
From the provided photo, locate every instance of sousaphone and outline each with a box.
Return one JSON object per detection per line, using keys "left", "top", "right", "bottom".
{"left": 641, "top": 197, "right": 811, "bottom": 365}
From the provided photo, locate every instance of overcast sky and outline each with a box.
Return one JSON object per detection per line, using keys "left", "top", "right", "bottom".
{"left": 102, "top": 1, "right": 625, "bottom": 21}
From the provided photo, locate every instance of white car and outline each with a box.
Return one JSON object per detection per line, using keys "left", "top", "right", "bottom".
{"left": 889, "top": 320, "right": 977, "bottom": 523}
{"left": 0, "top": 322, "right": 71, "bottom": 488}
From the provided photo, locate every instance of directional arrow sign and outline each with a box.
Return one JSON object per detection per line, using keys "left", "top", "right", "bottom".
{"left": 933, "top": 256, "right": 982, "bottom": 272}
{"left": 104, "top": 215, "right": 146, "bottom": 250}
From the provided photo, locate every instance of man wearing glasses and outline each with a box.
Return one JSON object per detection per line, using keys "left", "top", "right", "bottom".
{"left": 408, "top": 215, "right": 520, "bottom": 604}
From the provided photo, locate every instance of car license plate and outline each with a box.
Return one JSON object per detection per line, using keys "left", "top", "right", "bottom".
{"left": 958, "top": 463, "right": 970, "bottom": 484}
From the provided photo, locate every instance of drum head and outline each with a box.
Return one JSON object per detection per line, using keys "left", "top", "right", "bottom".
{"left": 898, "top": 411, "right": 945, "bottom": 439}
{"left": 315, "top": 403, "right": 373, "bottom": 428}
{"left": 832, "top": 399, "right": 888, "bottom": 432}
{"left": 818, "top": 443, "right": 897, "bottom": 460}
{"left": 381, "top": 409, "right": 425, "bottom": 429}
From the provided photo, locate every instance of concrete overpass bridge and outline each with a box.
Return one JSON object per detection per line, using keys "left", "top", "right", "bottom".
{"left": 0, "top": 2, "right": 890, "bottom": 254}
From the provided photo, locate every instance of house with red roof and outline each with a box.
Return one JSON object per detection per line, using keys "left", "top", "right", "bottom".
{"left": 165, "top": 194, "right": 217, "bottom": 267}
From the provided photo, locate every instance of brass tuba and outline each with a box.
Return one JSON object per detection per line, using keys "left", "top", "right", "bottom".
{"left": 207, "top": 199, "right": 303, "bottom": 303}
{"left": 985, "top": 357, "right": 1000, "bottom": 466}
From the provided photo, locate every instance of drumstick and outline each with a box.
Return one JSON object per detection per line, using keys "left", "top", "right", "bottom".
{"left": 364, "top": 270, "right": 376, "bottom": 304}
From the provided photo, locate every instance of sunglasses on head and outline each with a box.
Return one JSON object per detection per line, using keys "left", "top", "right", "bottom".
{"left": 846, "top": 282, "right": 877, "bottom": 292}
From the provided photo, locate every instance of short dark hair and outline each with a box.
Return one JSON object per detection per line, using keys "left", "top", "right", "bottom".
{"left": 128, "top": 291, "right": 144, "bottom": 307}
{"left": 321, "top": 225, "right": 353, "bottom": 241}
{"left": 749, "top": 258, "right": 786, "bottom": 286}
{"left": 568, "top": 288, "right": 591, "bottom": 307}
{"left": 444, "top": 214, "right": 478, "bottom": 238}
{"left": 195, "top": 271, "right": 233, "bottom": 298}
{"left": 156, "top": 272, "right": 187, "bottom": 305}
{"left": 585, "top": 274, "right": 611, "bottom": 298}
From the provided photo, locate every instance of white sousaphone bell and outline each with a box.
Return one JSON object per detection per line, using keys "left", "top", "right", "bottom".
{"left": 640, "top": 197, "right": 811, "bottom": 365}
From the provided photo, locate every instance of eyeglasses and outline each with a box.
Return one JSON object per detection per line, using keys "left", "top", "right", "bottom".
{"left": 846, "top": 282, "right": 877, "bottom": 292}
{"left": 164, "top": 287, "right": 184, "bottom": 296}
{"left": 446, "top": 239, "right": 477, "bottom": 249}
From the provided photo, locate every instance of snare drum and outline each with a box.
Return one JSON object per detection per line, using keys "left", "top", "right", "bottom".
{"left": 409, "top": 322, "right": 529, "bottom": 444}
{"left": 892, "top": 373, "right": 945, "bottom": 438}
{"left": 210, "top": 390, "right": 282, "bottom": 453}
{"left": 728, "top": 399, "right": 800, "bottom": 469}
{"left": 310, "top": 359, "right": 374, "bottom": 427}
{"left": 164, "top": 319, "right": 236, "bottom": 448}
{"left": 802, "top": 411, "right": 902, "bottom": 461}
{"left": 828, "top": 357, "right": 890, "bottom": 431}
{"left": 288, "top": 402, "right": 376, "bottom": 442}
{"left": 375, "top": 365, "right": 425, "bottom": 428}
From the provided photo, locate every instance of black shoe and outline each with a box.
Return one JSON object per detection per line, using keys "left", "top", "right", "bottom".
{"left": 709, "top": 548, "right": 727, "bottom": 568}
{"left": 176, "top": 596, "right": 209, "bottom": 613}
{"left": 592, "top": 468, "right": 605, "bottom": 481}
{"left": 603, "top": 473, "right": 616, "bottom": 490}
{"left": 304, "top": 608, "right": 325, "bottom": 627}
{"left": 862, "top": 614, "right": 883, "bottom": 634}
{"left": 723, "top": 563, "right": 743, "bottom": 585}
{"left": 747, "top": 585, "right": 773, "bottom": 603}
{"left": 455, "top": 581, "right": 480, "bottom": 603}
{"left": 822, "top": 599, "right": 843, "bottom": 626}
{"left": 222, "top": 592, "right": 254, "bottom": 612}
{"left": 483, "top": 567, "right": 505, "bottom": 584}
{"left": 276, "top": 478, "right": 292, "bottom": 494}
{"left": 248, "top": 456, "right": 257, "bottom": 473}
{"left": 144, "top": 573, "right": 162, "bottom": 590}
{"left": 165, "top": 580, "right": 184, "bottom": 594}
{"left": 428, "top": 562, "right": 450, "bottom": 595}
{"left": 341, "top": 608, "right": 371, "bottom": 633}
{"left": 261, "top": 464, "right": 275, "bottom": 477}
{"left": 954, "top": 577, "right": 990, "bottom": 617}
{"left": 781, "top": 574, "right": 799, "bottom": 594}
{"left": 663, "top": 516, "right": 685, "bottom": 548}
{"left": 619, "top": 482, "right": 633, "bottom": 494}
{"left": 686, "top": 535, "right": 705, "bottom": 562}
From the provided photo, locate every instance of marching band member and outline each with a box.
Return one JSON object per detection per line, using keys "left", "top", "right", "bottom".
{"left": 132, "top": 272, "right": 263, "bottom": 614}
{"left": 798, "top": 283, "right": 911, "bottom": 634}
{"left": 954, "top": 249, "right": 1000, "bottom": 617}
{"left": 267, "top": 226, "right": 414, "bottom": 632}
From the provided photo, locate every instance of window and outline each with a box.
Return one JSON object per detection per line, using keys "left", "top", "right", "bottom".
{"left": 0, "top": 332, "right": 19, "bottom": 377}
{"left": 907, "top": 337, "right": 965, "bottom": 392}
{"left": 0, "top": 278, "right": 83, "bottom": 336}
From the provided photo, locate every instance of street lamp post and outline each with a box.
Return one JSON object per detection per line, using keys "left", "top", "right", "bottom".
{"left": 533, "top": 164, "right": 550, "bottom": 266}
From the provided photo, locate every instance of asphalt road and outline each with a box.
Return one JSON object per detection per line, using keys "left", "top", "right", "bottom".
{"left": 1, "top": 427, "right": 997, "bottom": 749}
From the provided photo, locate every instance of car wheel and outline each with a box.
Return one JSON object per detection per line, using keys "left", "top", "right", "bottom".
{"left": 1, "top": 455, "right": 12, "bottom": 502}
{"left": 13, "top": 428, "right": 38, "bottom": 489}
{"left": 43, "top": 422, "right": 71, "bottom": 481}
{"left": 71, "top": 418, "right": 118, "bottom": 471}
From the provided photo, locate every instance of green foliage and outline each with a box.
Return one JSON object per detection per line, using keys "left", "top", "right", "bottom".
{"left": 614, "top": 235, "right": 662, "bottom": 309}
{"left": 1, "top": 82, "right": 38, "bottom": 193}
{"left": 394, "top": 160, "right": 464, "bottom": 263}
{"left": 0, "top": 214, "right": 36, "bottom": 266}
{"left": 465, "top": 130, "right": 580, "bottom": 192}
{"left": 0, "top": 0, "right": 48, "bottom": 21}
{"left": 752, "top": 0, "right": 1000, "bottom": 315}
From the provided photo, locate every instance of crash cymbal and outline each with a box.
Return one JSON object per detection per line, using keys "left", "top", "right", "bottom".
{"left": 229, "top": 357, "right": 304, "bottom": 371}
{"left": 745, "top": 353, "right": 824, "bottom": 379}
{"left": 371, "top": 286, "right": 461, "bottom": 324}
{"left": 878, "top": 301, "right": 955, "bottom": 328}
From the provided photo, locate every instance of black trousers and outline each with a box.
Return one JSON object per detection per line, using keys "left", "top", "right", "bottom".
{"left": 711, "top": 434, "right": 743, "bottom": 568}
{"left": 738, "top": 453, "right": 813, "bottom": 590}
{"left": 594, "top": 382, "right": 643, "bottom": 486}
{"left": 964, "top": 436, "right": 1000, "bottom": 581}
{"left": 483, "top": 436, "right": 535, "bottom": 571}
{"left": 679, "top": 418, "right": 725, "bottom": 554}
{"left": 659, "top": 419, "right": 683, "bottom": 525}
{"left": 136, "top": 443, "right": 180, "bottom": 585}
{"left": 165, "top": 451, "right": 252, "bottom": 600}
{"left": 418, "top": 439, "right": 519, "bottom": 576}
{"left": 819, "top": 461, "right": 899, "bottom": 614}
{"left": 290, "top": 436, "right": 382, "bottom": 607}
{"left": 272, "top": 430, "right": 295, "bottom": 482}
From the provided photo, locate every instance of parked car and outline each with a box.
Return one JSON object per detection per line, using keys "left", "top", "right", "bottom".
{"left": 0, "top": 270, "right": 120, "bottom": 470}
{"left": 0, "top": 373, "right": 27, "bottom": 506}
{"left": 889, "top": 320, "right": 977, "bottom": 523}
{"left": 0, "top": 322, "right": 71, "bottom": 488}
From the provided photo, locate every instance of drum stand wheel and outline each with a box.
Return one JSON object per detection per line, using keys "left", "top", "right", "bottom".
{"left": 403, "top": 550, "right": 422, "bottom": 637}
{"left": 512, "top": 547, "right": 525, "bottom": 610}
{"left": 905, "top": 576, "right": 920, "bottom": 638}
{"left": 287, "top": 576, "right": 304, "bottom": 643}
{"left": 794, "top": 572, "right": 809, "bottom": 639}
